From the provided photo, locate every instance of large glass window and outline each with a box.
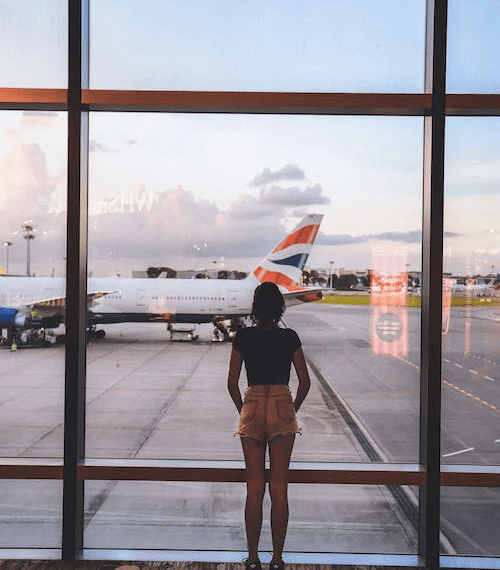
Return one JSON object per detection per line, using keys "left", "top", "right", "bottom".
{"left": 89, "top": 0, "right": 426, "bottom": 92}
{"left": 0, "top": 480, "right": 62, "bottom": 549}
{"left": 443, "top": 118, "right": 500, "bottom": 468}
{"left": 1, "top": 0, "right": 500, "bottom": 565}
{"left": 84, "top": 481, "right": 417, "bottom": 554}
{"left": 447, "top": 0, "right": 500, "bottom": 93}
{"left": 0, "top": 110, "right": 66, "bottom": 548}
{"left": 86, "top": 112, "right": 422, "bottom": 464}
{"left": 441, "top": 117, "right": 500, "bottom": 558}
{"left": 83, "top": 112, "right": 422, "bottom": 552}
{"left": 0, "top": 0, "right": 67, "bottom": 88}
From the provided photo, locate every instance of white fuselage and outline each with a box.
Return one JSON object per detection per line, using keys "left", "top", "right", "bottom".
{"left": 0, "top": 276, "right": 258, "bottom": 325}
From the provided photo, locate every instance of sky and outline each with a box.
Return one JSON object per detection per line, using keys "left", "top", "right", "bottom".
{"left": 0, "top": 1, "right": 499, "bottom": 278}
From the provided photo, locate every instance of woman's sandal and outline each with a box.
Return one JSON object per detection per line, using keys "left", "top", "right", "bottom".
{"left": 244, "top": 558, "right": 262, "bottom": 570}
{"left": 270, "top": 561, "right": 285, "bottom": 570}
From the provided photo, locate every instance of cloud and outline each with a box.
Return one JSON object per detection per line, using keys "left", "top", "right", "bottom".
{"left": 0, "top": 131, "right": 61, "bottom": 223}
{"left": 261, "top": 183, "right": 330, "bottom": 206}
{"left": 0, "top": 136, "right": 314, "bottom": 275}
{"left": 0, "top": 129, "right": 66, "bottom": 275}
{"left": 250, "top": 164, "right": 306, "bottom": 186}
{"left": 87, "top": 184, "right": 292, "bottom": 273}
{"left": 318, "top": 229, "right": 462, "bottom": 246}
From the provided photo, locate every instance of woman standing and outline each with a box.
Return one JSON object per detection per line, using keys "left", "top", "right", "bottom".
{"left": 227, "top": 282, "right": 311, "bottom": 570}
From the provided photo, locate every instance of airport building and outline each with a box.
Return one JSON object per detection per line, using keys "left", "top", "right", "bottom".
{"left": 1, "top": 2, "right": 500, "bottom": 569}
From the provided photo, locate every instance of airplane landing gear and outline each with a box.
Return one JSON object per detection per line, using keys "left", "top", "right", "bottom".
{"left": 167, "top": 323, "right": 199, "bottom": 341}
{"left": 87, "top": 325, "right": 105, "bottom": 339}
{"left": 212, "top": 317, "right": 246, "bottom": 342}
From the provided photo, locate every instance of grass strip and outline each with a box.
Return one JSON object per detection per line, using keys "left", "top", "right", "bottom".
{"left": 318, "top": 294, "right": 500, "bottom": 308}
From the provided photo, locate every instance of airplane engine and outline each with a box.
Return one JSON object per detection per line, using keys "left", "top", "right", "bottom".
{"left": 14, "top": 309, "right": 32, "bottom": 329}
{"left": 0, "top": 307, "right": 58, "bottom": 347}
{"left": 0, "top": 307, "right": 31, "bottom": 329}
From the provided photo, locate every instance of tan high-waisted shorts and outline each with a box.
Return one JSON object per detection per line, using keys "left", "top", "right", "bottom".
{"left": 236, "top": 384, "right": 301, "bottom": 442}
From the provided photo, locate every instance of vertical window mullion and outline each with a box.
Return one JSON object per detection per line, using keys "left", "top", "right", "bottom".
{"left": 63, "top": 0, "right": 89, "bottom": 560}
{"left": 419, "top": 1, "right": 448, "bottom": 568}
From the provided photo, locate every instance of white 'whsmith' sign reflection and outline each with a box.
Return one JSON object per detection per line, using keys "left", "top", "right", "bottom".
{"left": 91, "top": 186, "right": 158, "bottom": 215}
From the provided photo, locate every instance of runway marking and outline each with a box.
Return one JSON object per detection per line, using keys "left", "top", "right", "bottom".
{"left": 454, "top": 363, "right": 463, "bottom": 368}
{"left": 485, "top": 376, "right": 496, "bottom": 382}
{"left": 469, "top": 369, "right": 479, "bottom": 375}
{"left": 442, "top": 379, "right": 500, "bottom": 415}
{"left": 390, "top": 355, "right": 499, "bottom": 415}
{"left": 444, "top": 358, "right": 450, "bottom": 363}
{"left": 442, "top": 447, "right": 475, "bottom": 458}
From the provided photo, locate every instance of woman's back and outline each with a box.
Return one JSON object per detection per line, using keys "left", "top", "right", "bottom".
{"left": 233, "top": 326, "right": 301, "bottom": 386}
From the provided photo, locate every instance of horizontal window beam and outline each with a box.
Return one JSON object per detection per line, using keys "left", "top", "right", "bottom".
{"left": 3, "top": 89, "right": 500, "bottom": 116}
{"left": 0, "top": 88, "right": 67, "bottom": 110}
{"left": 446, "top": 94, "right": 500, "bottom": 115}
{"left": 81, "top": 90, "right": 432, "bottom": 115}
{"left": 1, "top": 460, "right": 499, "bottom": 487}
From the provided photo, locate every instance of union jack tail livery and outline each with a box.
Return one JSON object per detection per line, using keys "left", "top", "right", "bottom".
{"left": 248, "top": 214, "right": 324, "bottom": 304}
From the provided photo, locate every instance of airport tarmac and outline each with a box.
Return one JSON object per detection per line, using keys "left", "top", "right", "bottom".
{"left": 0, "top": 302, "right": 499, "bottom": 557}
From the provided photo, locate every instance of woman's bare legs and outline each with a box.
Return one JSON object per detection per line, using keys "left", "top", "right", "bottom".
{"left": 241, "top": 436, "right": 266, "bottom": 563}
{"left": 268, "top": 434, "right": 295, "bottom": 565}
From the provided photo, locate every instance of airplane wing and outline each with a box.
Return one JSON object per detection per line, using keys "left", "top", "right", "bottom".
{"left": 282, "top": 287, "right": 324, "bottom": 306}
{"left": 28, "top": 291, "right": 115, "bottom": 318}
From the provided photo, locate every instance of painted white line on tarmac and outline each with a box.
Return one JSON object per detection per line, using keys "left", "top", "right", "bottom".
{"left": 455, "top": 363, "right": 463, "bottom": 368}
{"left": 485, "top": 376, "right": 496, "bottom": 382}
{"left": 469, "top": 369, "right": 479, "bottom": 375}
{"left": 442, "top": 447, "right": 475, "bottom": 458}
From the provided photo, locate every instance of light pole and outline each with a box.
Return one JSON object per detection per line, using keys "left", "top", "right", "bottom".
{"left": 329, "top": 260, "right": 335, "bottom": 289}
{"left": 21, "top": 220, "right": 36, "bottom": 276}
{"left": 2, "top": 240, "right": 12, "bottom": 274}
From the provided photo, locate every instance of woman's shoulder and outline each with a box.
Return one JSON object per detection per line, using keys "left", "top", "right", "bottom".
{"left": 280, "top": 326, "right": 299, "bottom": 336}
{"left": 280, "top": 327, "right": 302, "bottom": 346}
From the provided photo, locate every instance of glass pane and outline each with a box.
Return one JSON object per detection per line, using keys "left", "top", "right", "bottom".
{"left": 441, "top": 487, "right": 500, "bottom": 556}
{"left": 0, "top": 0, "right": 67, "bottom": 88}
{"left": 447, "top": 0, "right": 500, "bottom": 93}
{"left": 0, "top": 110, "right": 67, "bottom": 459}
{"left": 443, "top": 118, "right": 500, "bottom": 558}
{"left": 0, "top": 480, "right": 62, "bottom": 548}
{"left": 89, "top": 0, "right": 426, "bottom": 92}
{"left": 86, "top": 112, "right": 422, "bottom": 466}
{"left": 443, "top": 118, "right": 500, "bottom": 469}
{"left": 85, "top": 481, "right": 417, "bottom": 554}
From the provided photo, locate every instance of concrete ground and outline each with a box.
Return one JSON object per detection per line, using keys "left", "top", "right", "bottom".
{"left": 0, "top": 314, "right": 417, "bottom": 556}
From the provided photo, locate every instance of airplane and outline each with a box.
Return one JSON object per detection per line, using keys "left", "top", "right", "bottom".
{"left": 0, "top": 214, "right": 323, "bottom": 347}
{"left": 450, "top": 277, "right": 498, "bottom": 298}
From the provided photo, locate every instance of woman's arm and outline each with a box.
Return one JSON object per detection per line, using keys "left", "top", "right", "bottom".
{"left": 227, "top": 347, "right": 244, "bottom": 413}
{"left": 292, "top": 346, "right": 311, "bottom": 412}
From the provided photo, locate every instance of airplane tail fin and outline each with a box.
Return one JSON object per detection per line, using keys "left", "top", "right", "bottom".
{"left": 248, "top": 214, "right": 323, "bottom": 291}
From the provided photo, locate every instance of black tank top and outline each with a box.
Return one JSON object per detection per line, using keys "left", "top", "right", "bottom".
{"left": 232, "top": 326, "right": 301, "bottom": 386}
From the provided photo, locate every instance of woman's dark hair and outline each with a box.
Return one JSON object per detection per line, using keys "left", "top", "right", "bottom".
{"left": 250, "top": 281, "right": 285, "bottom": 325}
